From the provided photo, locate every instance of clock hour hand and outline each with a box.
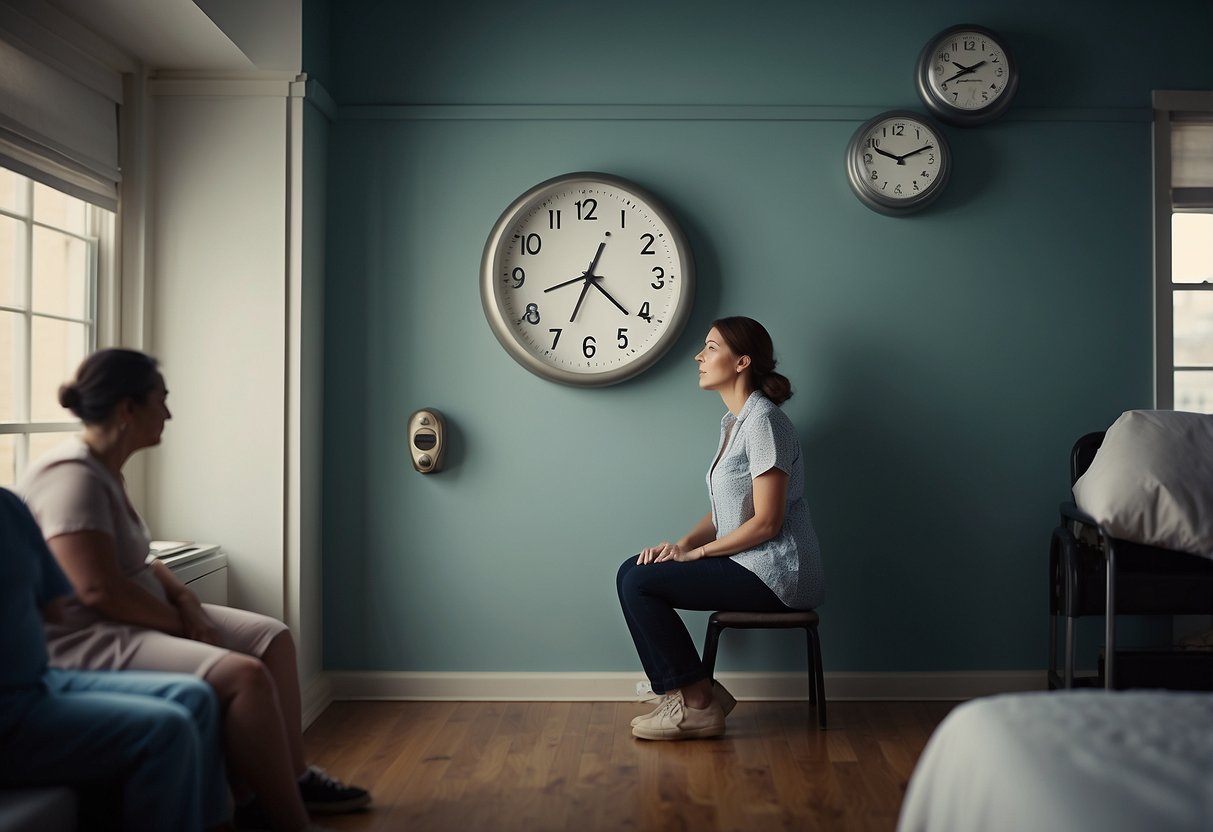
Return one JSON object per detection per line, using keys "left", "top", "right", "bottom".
{"left": 873, "top": 146, "right": 904, "bottom": 164}
{"left": 545, "top": 273, "right": 589, "bottom": 293}
{"left": 942, "top": 60, "right": 986, "bottom": 84}
{"left": 589, "top": 276, "right": 629, "bottom": 316}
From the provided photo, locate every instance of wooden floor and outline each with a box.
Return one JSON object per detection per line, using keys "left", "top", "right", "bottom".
{"left": 303, "top": 699, "right": 955, "bottom": 832}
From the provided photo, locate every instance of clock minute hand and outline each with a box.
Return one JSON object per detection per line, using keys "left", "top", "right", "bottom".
{"left": 584, "top": 241, "right": 606, "bottom": 276}
{"left": 942, "top": 60, "right": 986, "bottom": 84}
{"left": 900, "top": 143, "right": 934, "bottom": 160}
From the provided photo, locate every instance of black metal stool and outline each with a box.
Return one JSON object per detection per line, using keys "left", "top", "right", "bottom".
{"left": 702, "top": 609, "right": 827, "bottom": 729}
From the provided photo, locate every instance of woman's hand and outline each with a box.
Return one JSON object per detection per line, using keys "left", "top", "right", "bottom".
{"left": 637, "top": 542, "right": 704, "bottom": 565}
{"left": 175, "top": 593, "right": 222, "bottom": 646}
{"left": 48, "top": 531, "right": 187, "bottom": 637}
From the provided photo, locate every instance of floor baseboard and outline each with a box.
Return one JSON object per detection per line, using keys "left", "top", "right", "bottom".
{"left": 316, "top": 670, "right": 1045, "bottom": 708}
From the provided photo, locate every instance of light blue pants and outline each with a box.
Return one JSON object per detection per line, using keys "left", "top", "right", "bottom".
{"left": 0, "top": 668, "right": 228, "bottom": 831}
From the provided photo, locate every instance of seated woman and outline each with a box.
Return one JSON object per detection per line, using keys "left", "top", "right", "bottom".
{"left": 19, "top": 349, "right": 369, "bottom": 832}
{"left": 617, "top": 317, "right": 825, "bottom": 740}
{"left": 1, "top": 487, "right": 227, "bottom": 832}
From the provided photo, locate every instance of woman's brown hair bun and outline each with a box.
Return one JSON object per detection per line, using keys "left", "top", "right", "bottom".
{"left": 58, "top": 383, "right": 82, "bottom": 414}
{"left": 60, "top": 349, "right": 161, "bottom": 424}
{"left": 760, "top": 371, "right": 793, "bottom": 406}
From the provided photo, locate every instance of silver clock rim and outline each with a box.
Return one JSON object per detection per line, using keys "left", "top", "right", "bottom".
{"left": 915, "top": 23, "right": 1019, "bottom": 127}
{"left": 479, "top": 171, "right": 696, "bottom": 388}
{"left": 845, "top": 110, "right": 952, "bottom": 216}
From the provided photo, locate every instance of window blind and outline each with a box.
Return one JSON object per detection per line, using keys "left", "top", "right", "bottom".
{"left": 1171, "top": 116, "right": 1213, "bottom": 210}
{"left": 0, "top": 33, "right": 119, "bottom": 209}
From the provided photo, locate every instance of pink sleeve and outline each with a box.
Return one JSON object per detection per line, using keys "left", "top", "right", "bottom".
{"left": 22, "top": 461, "right": 115, "bottom": 540}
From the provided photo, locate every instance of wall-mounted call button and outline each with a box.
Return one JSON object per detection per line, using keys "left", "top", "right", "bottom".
{"left": 407, "top": 409, "right": 446, "bottom": 474}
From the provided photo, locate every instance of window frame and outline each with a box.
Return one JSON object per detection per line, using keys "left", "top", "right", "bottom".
{"left": 1152, "top": 91, "right": 1213, "bottom": 411}
{"left": 0, "top": 167, "right": 115, "bottom": 483}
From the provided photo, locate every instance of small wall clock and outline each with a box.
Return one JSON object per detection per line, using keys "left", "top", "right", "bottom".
{"left": 480, "top": 172, "right": 695, "bottom": 387}
{"left": 845, "top": 110, "right": 952, "bottom": 216}
{"left": 916, "top": 24, "right": 1019, "bottom": 126}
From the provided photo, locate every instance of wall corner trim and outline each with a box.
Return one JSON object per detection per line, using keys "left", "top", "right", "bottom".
{"left": 149, "top": 76, "right": 295, "bottom": 97}
{"left": 301, "top": 672, "right": 334, "bottom": 729}
{"left": 300, "top": 75, "right": 338, "bottom": 122}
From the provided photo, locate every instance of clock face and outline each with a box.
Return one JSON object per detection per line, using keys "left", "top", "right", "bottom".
{"left": 481, "top": 173, "right": 695, "bottom": 387}
{"left": 917, "top": 25, "right": 1018, "bottom": 125}
{"left": 846, "top": 111, "right": 951, "bottom": 215}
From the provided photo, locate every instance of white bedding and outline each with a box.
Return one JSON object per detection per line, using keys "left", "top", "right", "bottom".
{"left": 1072, "top": 410, "right": 1213, "bottom": 559}
{"left": 897, "top": 691, "right": 1213, "bottom": 832}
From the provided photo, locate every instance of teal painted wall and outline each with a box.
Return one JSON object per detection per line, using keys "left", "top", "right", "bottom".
{"left": 311, "top": 0, "right": 1213, "bottom": 674}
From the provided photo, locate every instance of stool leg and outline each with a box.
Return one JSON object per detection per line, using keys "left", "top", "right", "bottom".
{"left": 702, "top": 618, "right": 723, "bottom": 680}
{"left": 1064, "top": 617, "right": 1075, "bottom": 689}
{"left": 803, "top": 625, "right": 817, "bottom": 706}
{"left": 808, "top": 626, "right": 827, "bottom": 730}
{"left": 1048, "top": 610, "right": 1058, "bottom": 690}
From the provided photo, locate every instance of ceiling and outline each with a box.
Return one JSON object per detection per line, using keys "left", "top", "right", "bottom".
{"left": 41, "top": 0, "right": 297, "bottom": 72}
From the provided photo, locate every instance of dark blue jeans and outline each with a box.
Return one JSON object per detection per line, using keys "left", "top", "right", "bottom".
{"left": 616, "top": 555, "right": 791, "bottom": 694}
{"left": 0, "top": 669, "right": 228, "bottom": 832}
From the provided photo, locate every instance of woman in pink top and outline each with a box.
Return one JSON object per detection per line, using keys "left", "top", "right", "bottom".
{"left": 21, "top": 349, "right": 368, "bottom": 832}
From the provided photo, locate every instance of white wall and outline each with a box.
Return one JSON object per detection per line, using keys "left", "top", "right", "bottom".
{"left": 145, "top": 81, "right": 289, "bottom": 619}
{"left": 143, "top": 75, "right": 326, "bottom": 715}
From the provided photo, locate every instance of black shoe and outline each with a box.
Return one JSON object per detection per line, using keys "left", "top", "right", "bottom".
{"left": 298, "top": 765, "right": 371, "bottom": 814}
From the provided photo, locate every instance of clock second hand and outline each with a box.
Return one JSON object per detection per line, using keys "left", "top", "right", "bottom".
{"left": 568, "top": 277, "right": 594, "bottom": 323}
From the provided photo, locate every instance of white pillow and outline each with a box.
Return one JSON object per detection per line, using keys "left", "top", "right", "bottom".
{"left": 1072, "top": 410, "right": 1213, "bottom": 559}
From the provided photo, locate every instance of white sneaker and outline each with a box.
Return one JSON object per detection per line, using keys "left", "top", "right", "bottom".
{"left": 631, "top": 692, "right": 671, "bottom": 727}
{"left": 631, "top": 690, "right": 725, "bottom": 740}
{"left": 712, "top": 680, "right": 737, "bottom": 717}
{"left": 630, "top": 681, "right": 736, "bottom": 727}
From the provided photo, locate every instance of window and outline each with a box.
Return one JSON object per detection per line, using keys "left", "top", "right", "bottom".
{"left": 1172, "top": 213, "right": 1213, "bottom": 411}
{"left": 0, "top": 166, "right": 114, "bottom": 487}
{"left": 1154, "top": 93, "right": 1213, "bottom": 413}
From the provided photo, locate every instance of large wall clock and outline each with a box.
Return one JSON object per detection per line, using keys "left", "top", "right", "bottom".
{"left": 846, "top": 110, "right": 952, "bottom": 216}
{"left": 916, "top": 24, "right": 1019, "bottom": 126}
{"left": 480, "top": 172, "right": 695, "bottom": 387}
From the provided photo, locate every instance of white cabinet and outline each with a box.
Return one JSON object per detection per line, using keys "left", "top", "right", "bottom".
{"left": 158, "top": 544, "right": 228, "bottom": 605}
